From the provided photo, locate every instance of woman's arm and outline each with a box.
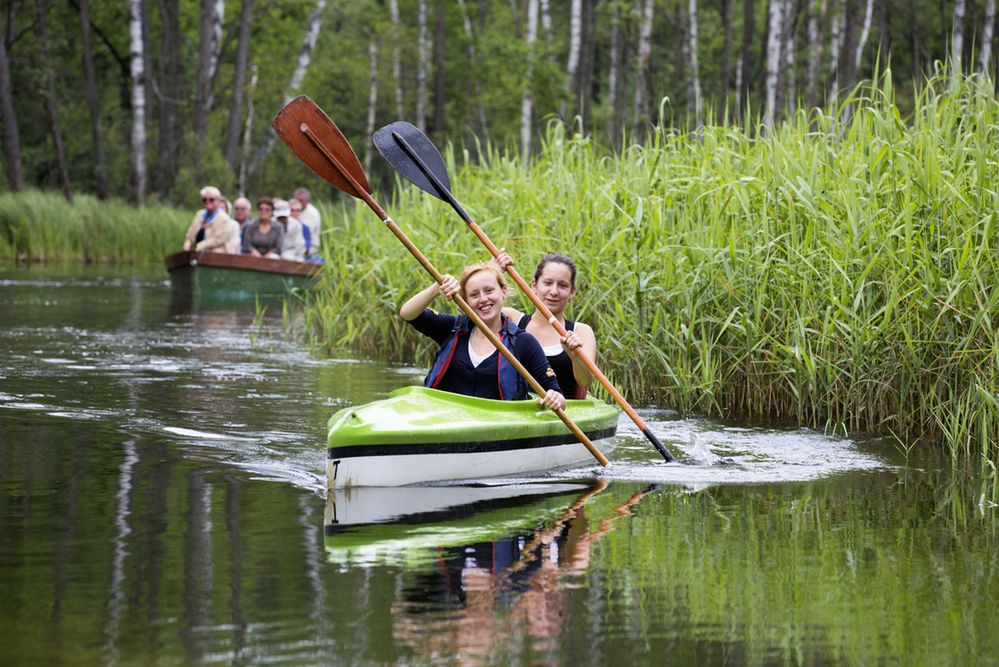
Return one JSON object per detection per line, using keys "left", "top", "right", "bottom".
{"left": 563, "top": 322, "right": 597, "bottom": 391}
{"left": 517, "top": 333, "right": 566, "bottom": 411}
{"left": 400, "top": 275, "right": 459, "bottom": 321}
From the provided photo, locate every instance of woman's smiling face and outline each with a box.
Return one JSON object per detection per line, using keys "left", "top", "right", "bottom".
{"left": 463, "top": 270, "right": 506, "bottom": 326}
{"left": 532, "top": 262, "right": 575, "bottom": 315}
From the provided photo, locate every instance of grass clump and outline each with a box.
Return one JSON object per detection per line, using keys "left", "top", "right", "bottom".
{"left": 0, "top": 190, "right": 190, "bottom": 264}
{"left": 306, "top": 69, "right": 999, "bottom": 465}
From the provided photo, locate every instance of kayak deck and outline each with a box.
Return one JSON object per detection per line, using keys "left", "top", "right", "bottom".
{"left": 326, "top": 386, "right": 618, "bottom": 487}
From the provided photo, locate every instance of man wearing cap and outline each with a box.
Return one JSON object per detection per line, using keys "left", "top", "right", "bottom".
{"left": 275, "top": 199, "right": 307, "bottom": 261}
{"left": 183, "top": 186, "right": 235, "bottom": 253}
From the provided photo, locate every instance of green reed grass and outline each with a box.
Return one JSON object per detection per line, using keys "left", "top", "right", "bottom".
{"left": 0, "top": 190, "right": 190, "bottom": 264}
{"left": 306, "top": 68, "right": 999, "bottom": 465}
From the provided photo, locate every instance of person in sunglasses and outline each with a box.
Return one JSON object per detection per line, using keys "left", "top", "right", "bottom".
{"left": 182, "top": 185, "right": 235, "bottom": 253}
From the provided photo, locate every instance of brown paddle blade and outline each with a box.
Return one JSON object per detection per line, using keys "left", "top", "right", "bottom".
{"left": 271, "top": 96, "right": 371, "bottom": 197}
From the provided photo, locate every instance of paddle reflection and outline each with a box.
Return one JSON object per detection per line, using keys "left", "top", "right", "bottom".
{"left": 324, "top": 481, "right": 659, "bottom": 663}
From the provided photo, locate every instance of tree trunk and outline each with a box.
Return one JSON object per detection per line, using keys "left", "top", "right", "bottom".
{"left": 389, "top": 0, "right": 404, "bottom": 119}
{"left": 540, "top": 0, "right": 554, "bottom": 52}
{"left": 238, "top": 65, "right": 257, "bottom": 196}
{"left": 981, "top": 0, "right": 997, "bottom": 72}
{"left": 608, "top": 0, "right": 624, "bottom": 142}
{"left": 457, "top": 0, "right": 489, "bottom": 141}
{"left": 779, "top": 0, "right": 797, "bottom": 116}
{"left": 908, "top": 0, "right": 922, "bottom": 80}
{"left": 687, "top": 0, "right": 703, "bottom": 126}
{"left": 35, "top": 0, "right": 72, "bottom": 199}
{"left": 826, "top": 0, "right": 843, "bottom": 98}
{"left": 952, "top": 0, "right": 966, "bottom": 72}
{"left": 127, "top": 0, "right": 147, "bottom": 202}
{"left": 250, "top": 0, "right": 327, "bottom": 175}
{"left": 364, "top": 40, "right": 379, "bottom": 173}
{"left": 416, "top": 0, "right": 429, "bottom": 129}
{"left": 155, "top": 0, "right": 181, "bottom": 198}
{"left": 720, "top": 0, "right": 733, "bottom": 106}
{"left": 579, "top": 0, "right": 597, "bottom": 128}
{"left": 520, "top": 0, "right": 538, "bottom": 160}
{"left": 78, "top": 0, "right": 108, "bottom": 198}
{"left": 738, "top": 0, "right": 755, "bottom": 120}
{"left": 433, "top": 0, "right": 446, "bottom": 134}
{"left": 224, "top": 0, "right": 253, "bottom": 169}
{"left": 852, "top": 0, "right": 873, "bottom": 76}
{"left": 633, "top": 0, "right": 655, "bottom": 131}
{"left": 763, "top": 0, "right": 784, "bottom": 131}
{"left": 0, "top": 14, "right": 22, "bottom": 191}
{"left": 565, "top": 0, "right": 582, "bottom": 116}
{"left": 805, "top": 0, "right": 828, "bottom": 107}
{"left": 194, "top": 0, "right": 223, "bottom": 179}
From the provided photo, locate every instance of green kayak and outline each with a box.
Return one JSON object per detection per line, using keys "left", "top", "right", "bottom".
{"left": 326, "top": 386, "right": 619, "bottom": 487}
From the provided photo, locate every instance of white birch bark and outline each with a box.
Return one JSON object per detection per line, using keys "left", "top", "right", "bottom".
{"left": 208, "top": 0, "right": 224, "bottom": 107}
{"left": 364, "top": 40, "right": 378, "bottom": 172}
{"left": 567, "top": 0, "right": 582, "bottom": 95}
{"left": 981, "top": 0, "right": 997, "bottom": 72}
{"left": 416, "top": 0, "right": 429, "bottom": 130}
{"left": 540, "top": 0, "right": 554, "bottom": 50}
{"left": 521, "top": 0, "right": 538, "bottom": 160}
{"left": 688, "top": 0, "right": 703, "bottom": 126}
{"left": 852, "top": 0, "right": 874, "bottom": 75}
{"left": 238, "top": 65, "right": 258, "bottom": 196}
{"left": 251, "top": 0, "right": 326, "bottom": 174}
{"left": 633, "top": 0, "right": 655, "bottom": 127}
{"left": 763, "top": 0, "right": 784, "bottom": 131}
{"left": 389, "top": 0, "right": 404, "bottom": 119}
{"left": 127, "top": 0, "right": 147, "bottom": 201}
{"left": 952, "top": 0, "right": 966, "bottom": 72}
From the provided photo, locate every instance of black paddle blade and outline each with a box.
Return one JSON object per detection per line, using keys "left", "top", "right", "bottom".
{"left": 373, "top": 122, "right": 452, "bottom": 200}
{"left": 272, "top": 96, "right": 371, "bottom": 198}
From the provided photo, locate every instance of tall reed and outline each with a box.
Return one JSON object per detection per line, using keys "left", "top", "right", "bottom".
{"left": 0, "top": 190, "right": 190, "bottom": 264}
{"left": 305, "top": 69, "right": 999, "bottom": 464}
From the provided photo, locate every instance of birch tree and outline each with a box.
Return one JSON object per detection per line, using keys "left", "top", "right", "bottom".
{"left": 224, "top": 0, "right": 254, "bottom": 169}
{"left": 364, "top": 40, "right": 379, "bottom": 172}
{"left": 687, "top": 0, "right": 703, "bottom": 126}
{"left": 763, "top": 0, "right": 784, "bottom": 131}
{"left": 238, "top": 66, "right": 258, "bottom": 195}
{"left": 416, "top": 0, "right": 429, "bottom": 130}
{"left": 566, "top": 0, "right": 582, "bottom": 114}
{"left": 194, "top": 0, "right": 224, "bottom": 155}
{"left": 981, "top": 0, "right": 997, "bottom": 72}
{"left": 127, "top": 0, "right": 147, "bottom": 202}
{"left": 952, "top": 0, "right": 966, "bottom": 73}
{"left": 633, "top": 0, "right": 655, "bottom": 130}
{"left": 251, "top": 0, "right": 327, "bottom": 175}
{"left": 826, "top": 0, "right": 843, "bottom": 98}
{"left": 520, "top": 0, "right": 538, "bottom": 160}
{"left": 389, "top": 0, "right": 404, "bottom": 119}
{"left": 852, "top": 0, "right": 874, "bottom": 75}
{"left": 779, "top": 0, "right": 797, "bottom": 116}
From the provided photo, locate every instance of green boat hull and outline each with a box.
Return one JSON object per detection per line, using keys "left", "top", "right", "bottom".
{"left": 326, "top": 386, "right": 619, "bottom": 487}
{"left": 165, "top": 250, "right": 321, "bottom": 302}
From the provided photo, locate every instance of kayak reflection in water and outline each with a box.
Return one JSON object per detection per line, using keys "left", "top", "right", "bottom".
{"left": 399, "top": 262, "right": 566, "bottom": 411}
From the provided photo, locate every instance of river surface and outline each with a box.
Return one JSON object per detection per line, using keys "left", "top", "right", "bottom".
{"left": 1, "top": 265, "right": 996, "bottom": 665}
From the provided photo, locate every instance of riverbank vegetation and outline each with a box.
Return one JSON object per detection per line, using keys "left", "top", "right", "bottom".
{"left": 305, "top": 70, "right": 999, "bottom": 467}
{"left": 0, "top": 191, "right": 188, "bottom": 264}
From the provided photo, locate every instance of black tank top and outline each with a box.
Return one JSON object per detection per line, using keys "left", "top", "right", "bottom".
{"left": 518, "top": 314, "right": 583, "bottom": 399}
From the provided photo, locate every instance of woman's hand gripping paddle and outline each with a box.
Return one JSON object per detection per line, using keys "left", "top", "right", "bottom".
{"left": 372, "top": 121, "right": 676, "bottom": 463}
{"left": 271, "top": 96, "right": 609, "bottom": 467}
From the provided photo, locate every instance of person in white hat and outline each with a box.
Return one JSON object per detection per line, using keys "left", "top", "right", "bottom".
{"left": 274, "top": 198, "right": 306, "bottom": 261}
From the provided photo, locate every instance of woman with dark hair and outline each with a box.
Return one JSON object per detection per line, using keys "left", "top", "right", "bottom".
{"left": 241, "top": 197, "right": 284, "bottom": 258}
{"left": 399, "top": 262, "right": 565, "bottom": 411}
{"left": 496, "top": 252, "right": 596, "bottom": 400}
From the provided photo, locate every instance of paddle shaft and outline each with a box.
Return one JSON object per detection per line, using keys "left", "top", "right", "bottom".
{"left": 298, "top": 123, "right": 609, "bottom": 467}
{"left": 390, "top": 132, "right": 675, "bottom": 462}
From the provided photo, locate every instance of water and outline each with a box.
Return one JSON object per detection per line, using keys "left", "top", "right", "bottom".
{"left": 1, "top": 265, "right": 996, "bottom": 665}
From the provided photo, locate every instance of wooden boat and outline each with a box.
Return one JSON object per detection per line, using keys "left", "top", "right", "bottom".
{"left": 326, "top": 386, "right": 619, "bottom": 487}
{"left": 323, "top": 483, "right": 594, "bottom": 566}
{"left": 165, "top": 250, "right": 322, "bottom": 300}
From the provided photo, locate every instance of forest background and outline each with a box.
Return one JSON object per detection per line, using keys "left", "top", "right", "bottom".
{"left": 1, "top": 0, "right": 996, "bottom": 202}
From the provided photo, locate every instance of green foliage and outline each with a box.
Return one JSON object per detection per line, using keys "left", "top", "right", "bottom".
{"left": 304, "top": 70, "right": 999, "bottom": 465}
{"left": 0, "top": 190, "right": 189, "bottom": 264}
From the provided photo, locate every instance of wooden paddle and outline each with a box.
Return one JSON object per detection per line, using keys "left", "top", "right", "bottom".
{"left": 372, "top": 122, "right": 676, "bottom": 463}
{"left": 271, "top": 96, "right": 609, "bottom": 467}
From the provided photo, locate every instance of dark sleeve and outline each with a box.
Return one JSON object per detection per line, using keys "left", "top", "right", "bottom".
{"left": 407, "top": 309, "right": 459, "bottom": 346}
{"left": 515, "top": 332, "right": 562, "bottom": 394}
{"left": 271, "top": 225, "right": 285, "bottom": 253}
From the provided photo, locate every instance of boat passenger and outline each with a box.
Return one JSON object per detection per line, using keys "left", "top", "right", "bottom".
{"left": 275, "top": 199, "right": 307, "bottom": 261}
{"left": 400, "top": 263, "right": 566, "bottom": 411}
{"left": 294, "top": 187, "right": 322, "bottom": 251}
{"left": 495, "top": 251, "right": 595, "bottom": 399}
{"left": 183, "top": 185, "right": 235, "bottom": 253}
{"left": 232, "top": 197, "right": 252, "bottom": 231}
{"left": 288, "top": 198, "right": 312, "bottom": 255}
{"left": 241, "top": 197, "right": 283, "bottom": 258}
